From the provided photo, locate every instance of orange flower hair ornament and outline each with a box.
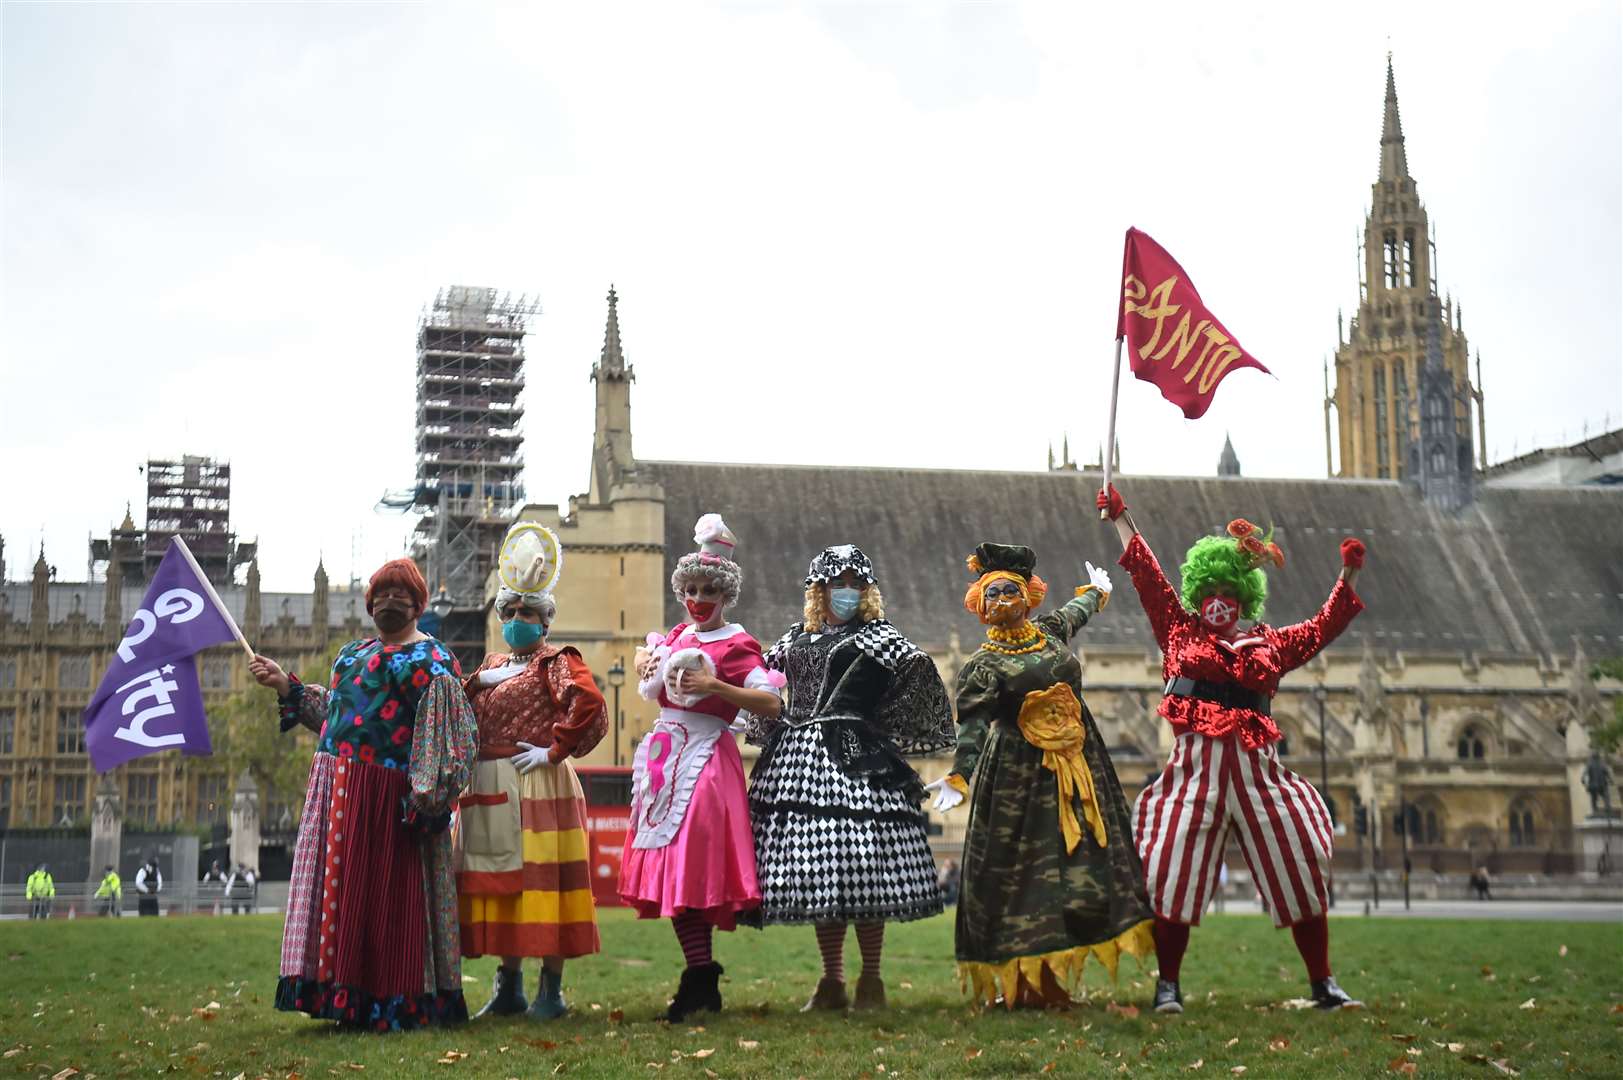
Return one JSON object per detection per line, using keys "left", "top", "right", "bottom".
{"left": 1226, "top": 518, "right": 1285, "bottom": 571}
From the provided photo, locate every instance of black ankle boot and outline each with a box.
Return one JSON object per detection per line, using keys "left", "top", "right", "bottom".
{"left": 474, "top": 965, "right": 528, "bottom": 1018}
{"left": 665, "top": 962, "right": 724, "bottom": 1023}
{"left": 1310, "top": 976, "right": 1362, "bottom": 1010}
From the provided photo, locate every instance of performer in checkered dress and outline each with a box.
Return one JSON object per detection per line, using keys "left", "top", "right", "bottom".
{"left": 1097, "top": 483, "right": 1367, "bottom": 1014}
{"left": 744, "top": 545, "right": 954, "bottom": 1012}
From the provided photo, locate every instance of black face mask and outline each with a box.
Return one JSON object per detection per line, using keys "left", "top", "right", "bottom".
{"left": 373, "top": 605, "right": 413, "bottom": 634}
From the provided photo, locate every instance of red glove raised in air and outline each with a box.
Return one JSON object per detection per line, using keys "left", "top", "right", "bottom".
{"left": 1096, "top": 484, "right": 1126, "bottom": 521}
{"left": 1340, "top": 538, "right": 1366, "bottom": 569}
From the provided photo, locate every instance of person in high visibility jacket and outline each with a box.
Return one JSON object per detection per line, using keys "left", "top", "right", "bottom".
{"left": 25, "top": 864, "right": 55, "bottom": 920}
{"left": 94, "top": 865, "right": 123, "bottom": 917}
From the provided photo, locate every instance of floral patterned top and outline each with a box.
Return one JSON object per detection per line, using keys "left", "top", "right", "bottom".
{"left": 281, "top": 637, "right": 464, "bottom": 770}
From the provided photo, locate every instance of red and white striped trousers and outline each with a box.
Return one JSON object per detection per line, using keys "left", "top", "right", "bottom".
{"left": 1133, "top": 731, "right": 1333, "bottom": 929}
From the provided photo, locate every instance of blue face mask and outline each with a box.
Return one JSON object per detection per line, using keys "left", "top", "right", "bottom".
{"left": 829, "top": 587, "right": 863, "bottom": 621}
{"left": 502, "top": 619, "right": 545, "bottom": 649}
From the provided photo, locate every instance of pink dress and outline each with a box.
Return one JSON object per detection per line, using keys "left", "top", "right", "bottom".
{"left": 618, "top": 622, "right": 772, "bottom": 930}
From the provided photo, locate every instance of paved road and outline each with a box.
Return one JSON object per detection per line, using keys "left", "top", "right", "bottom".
{"left": 1210, "top": 898, "right": 1621, "bottom": 923}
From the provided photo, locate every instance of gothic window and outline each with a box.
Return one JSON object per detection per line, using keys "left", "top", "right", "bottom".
{"left": 197, "top": 773, "right": 229, "bottom": 826}
{"left": 201, "top": 657, "right": 231, "bottom": 691}
{"left": 1457, "top": 725, "right": 1486, "bottom": 759}
{"left": 0, "top": 777, "right": 9, "bottom": 830}
{"left": 59, "top": 654, "right": 91, "bottom": 689}
{"left": 1383, "top": 230, "right": 1400, "bottom": 288}
{"left": 1374, "top": 367, "right": 1389, "bottom": 469}
{"left": 1424, "top": 809, "right": 1441, "bottom": 845}
{"left": 126, "top": 773, "right": 159, "bottom": 826}
{"left": 1403, "top": 228, "right": 1417, "bottom": 287}
{"left": 56, "top": 711, "right": 85, "bottom": 755}
{"left": 0, "top": 708, "right": 12, "bottom": 754}
{"left": 52, "top": 774, "right": 86, "bottom": 824}
{"left": 1430, "top": 445, "right": 1448, "bottom": 475}
{"left": 1507, "top": 796, "right": 1538, "bottom": 847}
{"left": 0, "top": 657, "right": 15, "bottom": 688}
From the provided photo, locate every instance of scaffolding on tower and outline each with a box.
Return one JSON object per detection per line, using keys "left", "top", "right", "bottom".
{"left": 406, "top": 285, "right": 540, "bottom": 666}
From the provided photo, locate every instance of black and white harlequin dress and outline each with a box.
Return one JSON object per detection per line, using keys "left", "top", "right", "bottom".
{"left": 745, "top": 620, "right": 954, "bottom": 924}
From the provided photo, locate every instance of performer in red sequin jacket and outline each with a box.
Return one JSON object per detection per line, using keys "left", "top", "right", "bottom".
{"left": 1098, "top": 482, "right": 1367, "bottom": 1015}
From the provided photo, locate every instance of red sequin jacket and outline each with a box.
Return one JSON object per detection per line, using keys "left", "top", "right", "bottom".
{"left": 463, "top": 646, "right": 608, "bottom": 761}
{"left": 1119, "top": 534, "right": 1363, "bottom": 750}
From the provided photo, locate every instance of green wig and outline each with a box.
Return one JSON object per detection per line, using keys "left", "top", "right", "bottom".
{"left": 1179, "top": 536, "right": 1269, "bottom": 621}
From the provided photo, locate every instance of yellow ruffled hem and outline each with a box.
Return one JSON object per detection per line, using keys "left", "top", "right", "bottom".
{"left": 957, "top": 918, "right": 1155, "bottom": 1009}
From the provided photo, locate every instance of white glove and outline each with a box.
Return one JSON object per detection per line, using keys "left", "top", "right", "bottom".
{"left": 511, "top": 741, "right": 554, "bottom": 774}
{"left": 1085, "top": 561, "right": 1113, "bottom": 595}
{"left": 923, "top": 777, "right": 965, "bottom": 813}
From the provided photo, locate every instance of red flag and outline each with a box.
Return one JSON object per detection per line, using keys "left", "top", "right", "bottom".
{"left": 1116, "top": 227, "right": 1270, "bottom": 419}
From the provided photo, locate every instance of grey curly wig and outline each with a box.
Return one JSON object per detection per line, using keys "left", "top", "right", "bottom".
{"left": 496, "top": 587, "right": 558, "bottom": 627}
{"left": 670, "top": 553, "right": 742, "bottom": 607}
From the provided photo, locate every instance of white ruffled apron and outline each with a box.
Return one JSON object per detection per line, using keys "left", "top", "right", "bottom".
{"left": 629, "top": 708, "right": 730, "bottom": 850}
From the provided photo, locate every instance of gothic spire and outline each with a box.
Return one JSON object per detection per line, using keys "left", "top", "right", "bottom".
{"left": 1379, "top": 54, "right": 1410, "bottom": 182}
{"left": 599, "top": 285, "right": 626, "bottom": 375}
{"left": 1217, "top": 433, "right": 1241, "bottom": 477}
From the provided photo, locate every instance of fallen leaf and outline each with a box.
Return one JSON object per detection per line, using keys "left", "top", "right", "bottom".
{"left": 609, "top": 1009, "right": 625, "bottom": 1023}
{"left": 1387, "top": 1059, "right": 1417, "bottom": 1076}
{"left": 1268, "top": 1038, "right": 1290, "bottom": 1052}
{"left": 3, "top": 1051, "right": 23, "bottom": 1059}
{"left": 737, "top": 1041, "right": 759, "bottom": 1050}
{"left": 1230, "top": 1069, "right": 1247, "bottom": 1077}
{"left": 460, "top": 976, "right": 477, "bottom": 984}
{"left": 966, "top": 1049, "right": 983, "bottom": 1060}
{"left": 1406, "top": 1047, "right": 1422, "bottom": 1058}
{"left": 345, "top": 1065, "right": 365, "bottom": 1072}
{"left": 1518, "top": 998, "right": 1536, "bottom": 1010}
{"left": 1389, "top": 1034, "right": 1418, "bottom": 1044}
{"left": 1224, "top": 1039, "right": 1239, "bottom": 1049}
{"left": 691, "top": 1049, "right": 715, "bottom": 1060}
{"left": 1186, "top": 1060, "right": 1204, "bottom": 1071}
{"left": 645, "top": 1066, "right": 663, "bottom": 1072}
{"left": 1042, "top": 1065, "right": 1057, "bottom": 1074}
{"left": 51, "top": 1070, "right": 79, "bottom": 1080}
{"left": 704, "top": 1071, "right": 718, "bottom": 1080}
{"left": 552, "top": 1066, "right": 565, "bottom": 1076}
{"left": 1107, "top": 1002, "right": 1141, "bottom": 1019}
{"left": 1488, "top": 1061, "right": 1519, "bottom": 1076}
{"left": 1611, "top": 1004, "right": 1623, "bottom": 1015}
{"left": 1558, "top": 945, "right": 1568, "bottom": 957}
{"left": 899, "top": 981, "right": 914, "bottom": 990}
{"left": 1480, "top": 966, "right": 1496, "bottom": 981}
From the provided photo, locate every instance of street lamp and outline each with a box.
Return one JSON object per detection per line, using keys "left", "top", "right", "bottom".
{"left": 606, "top": 660, "right": 626, "bottom": 767}
{"left": 429, "top": 586, "right": 455, "bottom": 621}
{"left": 1314, "top": 683, "right": 1335, "bottom": 909}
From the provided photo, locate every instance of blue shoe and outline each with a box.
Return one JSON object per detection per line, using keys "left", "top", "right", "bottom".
{"left": 474, "top": 966, "right": 528, "bottom": 1018}
{"left": 528, "top": 969, "right": 568, "bottom": 1021}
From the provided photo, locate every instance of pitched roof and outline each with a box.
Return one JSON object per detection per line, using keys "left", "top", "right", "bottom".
{"left": 649, "top": 461, "right": 1623, "bottom": 660}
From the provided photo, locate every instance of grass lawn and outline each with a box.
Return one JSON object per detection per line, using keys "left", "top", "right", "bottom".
{"left": 1, "top": 909, "right": 1618, "bottom": 1078}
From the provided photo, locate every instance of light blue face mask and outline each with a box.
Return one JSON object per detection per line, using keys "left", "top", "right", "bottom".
{"left": 502, "top": 619, "right": 545, "bottom": 649}
{"left": 829, "top": 587, "right": 863, "bottom": 621}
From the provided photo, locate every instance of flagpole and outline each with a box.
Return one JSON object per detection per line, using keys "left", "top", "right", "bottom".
{"left": 1100, "top": 335, "right": 1124, "bottom": 519}
{"left": 171, "top": 537, "right": 256, "bottom": 661}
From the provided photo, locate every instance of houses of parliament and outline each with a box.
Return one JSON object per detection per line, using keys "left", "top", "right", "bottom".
{"left": 3, "top": 61, "right": 1618, "bottom": 887}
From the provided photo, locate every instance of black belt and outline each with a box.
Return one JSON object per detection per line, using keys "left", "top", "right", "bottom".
{"left": 1164, "top": 677, "right": 1271, "bottom": 716}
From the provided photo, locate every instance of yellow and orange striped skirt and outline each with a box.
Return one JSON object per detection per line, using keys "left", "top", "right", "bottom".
{"left": 456, "top": 757, "right": 600, "bottom": 959}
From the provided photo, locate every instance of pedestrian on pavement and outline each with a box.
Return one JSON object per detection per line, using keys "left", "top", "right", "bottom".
{"left": 134, "top": 856, "right": 162, "bottom": 916}
{"left": 25, "top": 864, "right": 55, "bottom": 920}
{"left": 1469, "top": 866, "right": 1492, "bottom": 901}
{"left": 225, "top": 863, "right": 257, "bottom": 915}
{"left": 94, "top": 865, "right": 122, "bottom": 916}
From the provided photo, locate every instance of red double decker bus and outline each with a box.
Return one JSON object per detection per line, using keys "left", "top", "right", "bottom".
{"left": 576, "top": 766, "right": 634, "bottom": 907}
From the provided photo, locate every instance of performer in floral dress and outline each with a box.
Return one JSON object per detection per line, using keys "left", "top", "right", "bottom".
{"left": 250, "top": 557, "right": 478, "bottom": 1031}
{"left": 619, "top": 514, "right": 783, "bottom": 1021}
{"left": 746, "top": 544, "right": 953, "bottom": 1011}
{"left": 925, "top": 543, "right": 1155, "bottom": 1009}
{"left": 459, "top": 523, "right": 607, "bottom": 1021}
{"left": 1098, "top": 483, "right": 1367, "bottom": 1013}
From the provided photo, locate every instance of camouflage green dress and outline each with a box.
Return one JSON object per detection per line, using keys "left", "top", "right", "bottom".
{"left": 951, "top": 589, "right": 1154, "bottom": 1005}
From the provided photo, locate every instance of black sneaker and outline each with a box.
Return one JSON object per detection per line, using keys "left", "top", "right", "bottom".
{"left": 1153, "top": 978, "right": 1184, "bottom": 1014}
{"left": 1310, "top": 976, "right": 1362, "bottom": 1010}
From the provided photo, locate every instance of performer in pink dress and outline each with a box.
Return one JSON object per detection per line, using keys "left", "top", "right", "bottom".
{"left": 619, "top": 514, "right": 784, "bottom": 1021}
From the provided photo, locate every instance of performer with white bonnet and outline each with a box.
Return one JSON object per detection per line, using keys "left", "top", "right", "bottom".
{"left": 619, "top": 514, "right": 784, "bottom": 1022}
{"left": 459, "top": 522, "right": 608, "bottom": 1022}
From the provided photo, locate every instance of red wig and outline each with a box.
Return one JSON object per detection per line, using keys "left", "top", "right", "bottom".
{"left": 365, "top": 558, "right": 428, "bottom": 614}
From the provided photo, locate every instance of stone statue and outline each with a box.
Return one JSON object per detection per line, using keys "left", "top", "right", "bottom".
{"left": 1582, "top": 751, "right": 1614, "bottom": 816}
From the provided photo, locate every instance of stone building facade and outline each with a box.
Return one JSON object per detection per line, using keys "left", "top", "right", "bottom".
{"left": 0, "top": 552, "right": 357, "bottom": 837}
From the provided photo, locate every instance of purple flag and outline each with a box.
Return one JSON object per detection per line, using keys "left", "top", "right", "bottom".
{"left": 83, "top": 537, "right": 244, "bottom": 773}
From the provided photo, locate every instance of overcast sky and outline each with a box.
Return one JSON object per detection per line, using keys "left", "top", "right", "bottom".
{"left": 3, "top": 1, "right": 1618, "bottom": 592}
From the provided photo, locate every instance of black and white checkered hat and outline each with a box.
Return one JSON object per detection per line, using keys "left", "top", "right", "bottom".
{"left": 804, "top": 544, "right": 876, "bottom": 586}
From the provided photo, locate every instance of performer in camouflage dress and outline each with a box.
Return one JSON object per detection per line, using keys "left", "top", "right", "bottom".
{"left": 746, "top": 544, "right": 954, "bottom": 1012}
{"left": 925, "top": 543, "right": 1154, "bottom": 1009}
